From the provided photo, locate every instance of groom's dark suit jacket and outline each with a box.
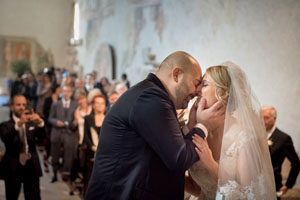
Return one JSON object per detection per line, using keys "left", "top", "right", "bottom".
{"left": 85, "top": 73, "right": 205, "bottom": 200}
{"left": 269, "top": 128, "right": 300, "bottom": 191}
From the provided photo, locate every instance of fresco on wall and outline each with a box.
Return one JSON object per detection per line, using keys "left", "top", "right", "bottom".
{"left": 131, "top": 0, "right": 164, "bottom": 55}
{"left": 0, "top": 38, "right": 31, "bottom": 76}
{"left": 80, "top": 0, "right": 115, "bottom": 51}
{"left": 0, "top": 36, "right": 45, "bottom": 76}
{"left": 119, "top": 0, "right": 165, "bottom": 72}
{"left": 195, "top": 0, "right": 238, "bottom": 35}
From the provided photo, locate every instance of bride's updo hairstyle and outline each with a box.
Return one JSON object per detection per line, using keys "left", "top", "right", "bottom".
{"left": 205, "top": 65, "right": 231, "bottom": 106}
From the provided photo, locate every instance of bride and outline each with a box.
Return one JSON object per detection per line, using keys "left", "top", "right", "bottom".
{"left": 185, "top": 62, "right": 276, "bottom": 199}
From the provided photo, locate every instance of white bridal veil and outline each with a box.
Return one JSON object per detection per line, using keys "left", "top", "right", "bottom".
{"left": 216, "top": 62, "right": 276, "bottom": 199}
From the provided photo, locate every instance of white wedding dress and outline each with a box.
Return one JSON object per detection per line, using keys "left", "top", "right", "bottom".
{"left": 186, "top": 62, "right": 276, "bottom": 200}
{"left": 189, "top": 160, "right": 218, "bottom": 200}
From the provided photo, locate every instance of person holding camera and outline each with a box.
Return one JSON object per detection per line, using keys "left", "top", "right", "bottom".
{"left": 0, "top": 94, "right": 44, "bottom": 200}
{"left": 48, "top": 85, "right": 77, "bottom": 183}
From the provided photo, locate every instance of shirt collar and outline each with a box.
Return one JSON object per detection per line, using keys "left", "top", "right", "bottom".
{"left": 267, "top": 125, "right": 276, "bottom": 139}
{"left": 62, "top": 98, "right": 70, "bottom": 105}
{"left": 12, "top": 114, "right": 20, "bottom": 124}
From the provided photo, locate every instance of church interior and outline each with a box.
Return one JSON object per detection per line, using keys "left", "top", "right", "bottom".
{"left": 0, "top": 0, "right": 299, "bottom": 199}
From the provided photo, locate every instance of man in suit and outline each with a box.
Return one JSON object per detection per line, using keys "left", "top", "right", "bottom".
{"left": 0, "top": 94, "right": 44, "bottom": 200}
{"left": 262, "top": 105, "right": 300, "bottom": 198}
{"left": 85, "top": 51, "right": 225, "bottom": 200}
{"left": 48, "top": 85, "right": 77, "bottom": 182}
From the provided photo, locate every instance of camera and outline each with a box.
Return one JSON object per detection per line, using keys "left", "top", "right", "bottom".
{"left": 25, "top": 103, "right": 33, "bottom": 115}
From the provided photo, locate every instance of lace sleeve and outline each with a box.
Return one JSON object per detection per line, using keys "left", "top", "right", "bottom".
{"left": 216, "top": 130, "right": 275, "bottom": 199}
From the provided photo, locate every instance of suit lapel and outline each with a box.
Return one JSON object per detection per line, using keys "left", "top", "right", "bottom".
{"left": 269, "top": 128, "right": 280, "bottom": 154}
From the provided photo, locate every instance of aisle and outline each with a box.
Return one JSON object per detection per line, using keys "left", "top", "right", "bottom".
{"left": 0, "top": 150, "right": 82, "bottom": 200}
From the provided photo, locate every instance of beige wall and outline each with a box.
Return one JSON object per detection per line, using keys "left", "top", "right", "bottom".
{"left": 0, "top": 0, "right": 73, "bottom": 69}
{"left": 76, "top": 0, "right": 300, "bottom": 151}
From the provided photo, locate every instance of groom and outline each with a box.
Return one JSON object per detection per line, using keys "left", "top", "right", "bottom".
{"left": 85, "top": 51, "right": 225, "bottom": 200}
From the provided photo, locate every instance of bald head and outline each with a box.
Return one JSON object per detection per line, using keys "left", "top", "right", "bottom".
{"left": 158, "top": 51, "right": 200, "bottom": 74}
{"left": 156, "top": 51, "right": 202, "bottom": 109}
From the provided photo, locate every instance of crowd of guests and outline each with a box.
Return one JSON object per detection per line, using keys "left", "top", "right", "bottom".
{"left": 1, "top": 66, "right": 130, "bottom": 199}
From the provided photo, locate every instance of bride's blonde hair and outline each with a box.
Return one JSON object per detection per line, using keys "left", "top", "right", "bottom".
{"left": 205, "top": 65, "right": 231, "bottom": 106}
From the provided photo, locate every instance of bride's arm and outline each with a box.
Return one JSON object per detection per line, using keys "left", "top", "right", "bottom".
{"left": 192, "top": 134, "right": 219, "bottom": 182}
{"left": 185, "top": 172, "right": 201, "bottom": 197}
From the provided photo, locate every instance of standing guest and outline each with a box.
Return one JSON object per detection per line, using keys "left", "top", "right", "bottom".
{"left": 26, "top": 72, "right": 38, "bottom": 110}
{"left": 70, "top": 73, "right": 78, "bottom": 88}
{"left": 98, "top": 77, "right": 111, "bottom": 98}
{"left": 108, "top": 91, "right": 119, "bottom": 106}
{"left": 115, "top": 83, "right": 128, "bottom": 97}
{"left": 72, "top": 78, "right": 85, "bottom": 99}
{"left": 83, "top": 94, "right": 106, "bottom": 194}
{"left": 105, "top": 91, "right": 119, "bottom": 114}
{"left": 10, "top": 73, "right": 24, "bottom": 99}
{"left": 36, "top": 73, "right": 52, "bottom": 117}
{"left": 55, "top": 68, "right": 63, "bottom": 85}
{"left": 262, "top": 106, "right": 300, "bottom": 198}
{"left": 48, "top": 85, "right": 77, "bottom": 183}
{"left": 85, "top": 51, "right": 225, "bottom": 199}
{"left": 42, "top": 84, "right": 61, "bottom": 173}
{"left": 69, "top": 91, "right": 92, "bottom": 195}
{"left": 91, "top": 70, "right": 101, "bottom": 88}
{"left": 61, "top": 73, "right": 72, "bottom": 88}
{"left": 0, "top": 95, "right": 44, "bottom": 200}
{"left": 121, "top": 73, "right": 130, "bottom": 88}
{"left": 84, "top": 73, "right": 95, "bottom": 93}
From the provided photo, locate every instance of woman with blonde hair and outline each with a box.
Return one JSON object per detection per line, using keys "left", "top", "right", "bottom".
{"left": 185, "top": 62, "right": 276, "bottom": 199}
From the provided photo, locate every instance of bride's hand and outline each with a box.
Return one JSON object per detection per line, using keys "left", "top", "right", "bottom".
{"left": 192, "top": 134, "right": 219, "bottom": 181}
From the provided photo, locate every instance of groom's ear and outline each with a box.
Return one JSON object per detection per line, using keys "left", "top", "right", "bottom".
{"left": 172, "top": 67, "right": 183, "bottom": 83}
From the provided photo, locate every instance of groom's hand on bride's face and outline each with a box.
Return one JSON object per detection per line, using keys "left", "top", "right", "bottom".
{"left": 196, "top": 98, "right": 225, "bottom": 132}
{"left": 187, "top": 97, "right": 201, "bottom": 130}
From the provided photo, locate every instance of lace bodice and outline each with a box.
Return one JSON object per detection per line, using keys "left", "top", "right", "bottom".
{"left": 189, "top": 160, "right": 218, "bottom": 200}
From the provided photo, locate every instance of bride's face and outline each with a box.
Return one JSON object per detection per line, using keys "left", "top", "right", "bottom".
{"left": 201, "top": 73, "right": 218, "bottom": 108}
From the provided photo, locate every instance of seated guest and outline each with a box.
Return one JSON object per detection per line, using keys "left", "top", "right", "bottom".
{"left": 0, "top": 95, "right": 44, "bottom": 200}
{"left": 83, "top": 94, "right": 106, "bottom": 194}
{"left": 262, "top": 105, "right": 300, "bottom": 198}
{"left": 70, "top": 91, "right": 92, "bottom": 195}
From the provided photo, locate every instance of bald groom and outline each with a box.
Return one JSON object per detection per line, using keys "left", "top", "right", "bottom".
{"left": 85, "top": 51, "right": 224, "bottom": 200}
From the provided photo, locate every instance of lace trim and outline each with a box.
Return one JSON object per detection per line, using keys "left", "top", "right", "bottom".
{"left": 216, "top": 174, "right": 268, "bottom": 200}
{"left": 225, "top": 131, "right": 255, "bottom": 157}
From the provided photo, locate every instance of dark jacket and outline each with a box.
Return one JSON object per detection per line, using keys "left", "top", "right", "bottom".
{"left": 85, "top": 73, "right": 204, "bottom": 200}
{"left": 83, "top": 112, "right": 101, "bottom": 159}
{"left": 269, "top": 128, "right": 300, "bottom": 191}
{"left": 0, "top": 119, "right": 44, "bottom": 180}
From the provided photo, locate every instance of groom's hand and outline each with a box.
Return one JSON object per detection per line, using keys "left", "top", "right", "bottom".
{"left": 196, "top": 98, "right": 225, "bottom": 132}
{"left": 187, "top": 97, "right": 201, "bottom": 130}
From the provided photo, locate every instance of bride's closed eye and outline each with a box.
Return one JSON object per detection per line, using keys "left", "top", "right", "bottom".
{"left": 202, "top": 81, "right": 208, "bottom": 87}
